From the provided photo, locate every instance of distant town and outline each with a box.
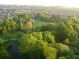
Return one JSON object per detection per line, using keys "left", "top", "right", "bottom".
{"left": 0, "top": 5, "right": 79, "bottom": 20}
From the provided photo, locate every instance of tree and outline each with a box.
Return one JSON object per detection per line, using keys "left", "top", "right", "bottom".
{"left": 42, "top": 31, "right": 56, "bottom": 45}
{"left": 32, "top": 32, "right": 43, "bottom": 40}
{"left": 56, "top": 43, "right": 70, "bottom": 57}
{"left": 24, "top": 21, "right": 33, "bottom": 30}
{"left": 58, "top": 56, "right": 67, "bottom": 59}
{"left": 17, "top": 19, "right": 24, "bottom": 30}
{"left": 0, "top": 38, "right": 3, "bottom": 45}
{"left": 51, "top": 15, "right": 61, "bottom": 22}
{"left": 0, "top": 37, "right": 10, "bottom": 59}
{"left": 13, "top": 16, "right": 19, "bottom": 23}
{"left": 55, "top": 22, "right": 70, "bottom": 42}
{"left": 3, "top": 19, "right": 11, "bottom": 32}
{"left": 43, "top": 46, "right": 57, "bottom": 59}
{"left": 29, "top": 40, "right": 46, "bottom": 59}
{"left": 18, "top": 34, "right": 37, "bottom": 53}
{"left": 10, "top": 19, "right": 16, "bottom": 31}
{"left": 56, "top": 43, "right": 70, "bottom": 52}
{"left": 72, "top": 55, "right": 79, "bottom": 59}
{"left": 19, "top": 34, "right": 44, "bottom": 59}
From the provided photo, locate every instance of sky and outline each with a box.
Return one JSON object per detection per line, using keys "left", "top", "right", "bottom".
{"left": 0, "top": 0, "right": 79, "bottom": 8}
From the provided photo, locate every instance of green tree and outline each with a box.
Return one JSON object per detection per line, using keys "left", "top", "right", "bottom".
{"left": 58, "top": 56, "right": 67, "bottom": 59}
{"left": 17, "top": 20, "right": 24, "bottom": 30}
{"left": 13, "top": 16, "right": 19, "bottom": 22}
{"left": 19, "top": 34, "right": 37, "bottom": 53}
{"left": 43, "top": 46, "right": 57, "bottom": 59}
{"left": 10, "top": 19, "right": 16, "bottom": 31}
{"left": 0, "top": 38, "right": 10, "bottom": 59}
{"left": 42, "top": 31, "right": 56, "bottom": 45}
{"left": 55, "top": 22, "right": 70, "bottom": 42}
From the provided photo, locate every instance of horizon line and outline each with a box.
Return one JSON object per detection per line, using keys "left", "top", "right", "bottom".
{"left": 0, "top": 4, "right": 79, "bottom": 8}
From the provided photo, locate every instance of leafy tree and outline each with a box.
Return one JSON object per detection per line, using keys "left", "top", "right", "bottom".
{"left": 10, "top": 19, "right": 16, "bottom": 31}
{"left": 58, "top": 56, "right": 67, "bottom": 59}
{"left": 51, "top": 15, "right": 61, "bottom": 22}
{"left": 19, "top": 34, "right": 37, "bottom": 53}
{"left": 62, "top": 38, "right": 69, "bottom": 44}
{"left": 0, "top": 38, "right": 3, "bottom": 45}
{"left": 3, "top": 19, "right": 11, "bottom": 32}
{"left": 43, "top": 46, "right": 57, "bottom": 59}
{"left": 56, "top": 43, "right": 70, "bottom": 52}
{"left": 24, "top": 21, "right": 33, "bottom": 30}
{"left": 56, "top": 43, "right": 70, "bottom": 57}
{"left": 0, "top": 37, "right": 10, "bottom": 59}
{"left": 13, "top": 16, "right": 19, "bottom": 23}
{"left": 42, "top": 31, "right": 56, "bottom": 45}
{"left": 32, "top": 32, "right": 43, "bottom": 40}
{"left": 17, "top": 19, "right": 24, "bottom": 30}
{"left": 72, "top": 55, "right": 79, "bottom": 59}
{"left": 28, "top": 40, "right": 46, "bottom": 59}
{"left": 55, "top": 22, "right": 70, "bottom": 42}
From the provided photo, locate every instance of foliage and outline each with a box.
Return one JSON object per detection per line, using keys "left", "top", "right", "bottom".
{"left": 0, "top": 13, "right": 79, "bottom": 59}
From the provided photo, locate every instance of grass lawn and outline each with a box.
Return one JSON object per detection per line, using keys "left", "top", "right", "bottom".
{"left": 33, "top": 19, "right": 53, "bottom": 27}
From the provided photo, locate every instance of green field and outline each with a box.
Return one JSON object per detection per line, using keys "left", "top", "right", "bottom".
{"left": 33, "top": 19, "right": 53, "bottom": 27}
